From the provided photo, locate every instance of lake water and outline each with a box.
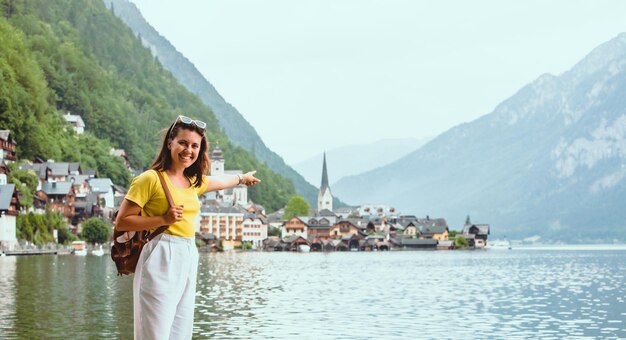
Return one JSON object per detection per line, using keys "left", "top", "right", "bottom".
{"left": 1, "top": 246, "right": 625, "bottom": 339}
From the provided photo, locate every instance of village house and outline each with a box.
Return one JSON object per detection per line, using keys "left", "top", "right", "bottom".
{"left": 19, "top": 161, "right": 82, "bottom": 190}
{"left": 462, "top": 223, "right": 490, "bottom": 248}
{"left": 38, "top": 182, "right": 75, "bottom": 220}
{"left": 306, "top": 217, "right": 332, "bottom": 240}
{"left": 0, "top": 183, "right": 20, "bottom": 251}
{"left": 88, "top": 178, "right": 116, "bottom": 219}
{"left": 402, "top": 221, "right": 422, "bottom": 237}
{"left": 281, "top": 216, "right": 308, "bottom": 239}
{"left": 329, "top": 220, "right": 362, "bottom": 239}
{"left": 0, "top": 130, "right": 17, "bottom": 163}
{"left": 63, "top": 112, "right": 85, "bottom": 134}
{"left": 421, "top": 225, "right": 449, "bottom": 241}
{"left": 266, "top": 209, "right": 285, "bottom": 233}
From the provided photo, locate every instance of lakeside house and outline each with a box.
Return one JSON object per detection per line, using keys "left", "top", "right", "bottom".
{"left": 0, "top": 183, "right": 20, "bottom": 251}
{"left": 462, "top": 223, "right": 490, "bottom": 248}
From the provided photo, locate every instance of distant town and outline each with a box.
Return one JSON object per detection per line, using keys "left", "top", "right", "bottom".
{"left": 0, "top": 118, "right": 492, "bottom": 255}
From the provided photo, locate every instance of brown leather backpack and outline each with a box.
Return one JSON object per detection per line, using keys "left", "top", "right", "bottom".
{"left": 111, "top": 171, "right": 174, "bottom": 276}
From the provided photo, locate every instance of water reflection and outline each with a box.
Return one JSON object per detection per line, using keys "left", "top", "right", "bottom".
{"left": 0, "top": 249, "right": 625, "bottom": 339}
{"left": 0, "top": 256, "right": 17, "bottom": 337}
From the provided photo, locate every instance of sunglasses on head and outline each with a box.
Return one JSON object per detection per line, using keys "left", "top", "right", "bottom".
{"left": 168, "top": 115, "right": 207, "bottom": 136}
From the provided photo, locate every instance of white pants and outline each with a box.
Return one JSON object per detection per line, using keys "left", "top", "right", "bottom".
{"left": 133, "top": 234, "right": 199, "bottom": 340}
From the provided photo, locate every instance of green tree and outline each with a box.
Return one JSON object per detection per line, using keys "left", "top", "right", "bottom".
{"left": 81, "top": 217, "right": 111, "bottom": 244}
{"left": 268, "top": 226, "right": 281, "bottom": 237}
{"left": 449, "top": 230, "right": 459, "bottom": 239}
{"left": 7, "top": 163, "right": 39, "bottom": 208}
{"left": 455, "top": 236, "right": 469, "bottom": 249}
{"left": 283, "top": 195, "right": 309, "bottom": 220}
{"left": 57, "top": 224, "right": 77, "bottom": 244}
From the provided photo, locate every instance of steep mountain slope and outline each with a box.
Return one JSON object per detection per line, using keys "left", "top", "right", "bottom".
{"left": 334, "top": 33, "right": 626, "bottom": 242}
{"left": 0, "top": 0, "right": 295, "bottom": 211}
{"left": 293, "top": 138, "right": 427, "bottom": 186}
{"left": 104, "top": 0, "right": 330, "bottom": 206}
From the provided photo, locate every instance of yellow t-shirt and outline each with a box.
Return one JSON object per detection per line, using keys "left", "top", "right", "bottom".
{"left": 124, "top": 169, "right": 209, "bottom": 238}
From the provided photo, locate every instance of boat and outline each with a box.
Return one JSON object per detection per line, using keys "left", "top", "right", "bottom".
{"left": 71, "top": 241, "right": 88, "bottom": 256}
{"left": 91, "top": 245, "right": 104, "bottom": 256}
{"left": 486, "top": 239, "right": 512, "bottom": 250}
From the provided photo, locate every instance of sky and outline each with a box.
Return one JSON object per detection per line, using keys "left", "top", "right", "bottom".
{"left": 131, "top": 0, "right": 626, "bottom": 165}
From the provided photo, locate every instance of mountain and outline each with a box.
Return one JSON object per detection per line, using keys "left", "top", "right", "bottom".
{"left": 333, "top": 33, "right": 626, "bottom": 243}
{"left": 104, "top": 0, "right": 331, "bottom": 207}
{"left": 0, "top": 0, "right": 295, "bottom": 211}
{"left": 292, "top": 138, "right": 428, "bottom": 187}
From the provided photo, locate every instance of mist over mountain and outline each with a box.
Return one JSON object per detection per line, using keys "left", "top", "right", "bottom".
{"left": 292, "top": 138, "right": 429, "bottom": 187}
{"left": 104, "top": 0, "right": 333, "bottom": 207}
{"left": 334, "top": 33, "right": 626, "bottom": 243}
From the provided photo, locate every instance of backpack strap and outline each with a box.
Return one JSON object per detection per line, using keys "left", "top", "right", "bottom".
{"left": 147, "top": 170, "right": 176, "bottom": 241}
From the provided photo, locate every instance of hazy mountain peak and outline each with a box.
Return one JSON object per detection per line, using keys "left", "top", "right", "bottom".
{"left": 334, "top": 33, "right": 626, "bottom": 242}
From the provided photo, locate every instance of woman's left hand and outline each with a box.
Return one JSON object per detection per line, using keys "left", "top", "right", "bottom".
{"left": 242, "top": 170, "right": 261, "bottom": 187}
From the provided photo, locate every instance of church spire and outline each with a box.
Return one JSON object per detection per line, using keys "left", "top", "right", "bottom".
{"left": 318, "top": 152, "right": 333, "bottom": 212}
{"left": 320, "top": 152, "right": 329, "bottom": 191}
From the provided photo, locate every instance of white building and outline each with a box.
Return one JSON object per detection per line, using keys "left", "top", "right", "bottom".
{"left": 0, "top": 184, "right": 19, "bottom": 251}
{"left": 88, "top": 178, "right": 115, "bottom": 208}
{"left": 241, "top": 214, "right": 267, "bottom": 249}
{"left": 208, "top": 146, "right": 248, "bottom": 206}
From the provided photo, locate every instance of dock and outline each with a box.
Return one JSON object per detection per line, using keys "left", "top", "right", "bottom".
{"left": 3, "top": 249, "right": 58, "bottom": 256}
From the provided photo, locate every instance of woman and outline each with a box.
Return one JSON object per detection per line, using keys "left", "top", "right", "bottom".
{"left": 115, "top": 115, "right": 260, "bottom": 339}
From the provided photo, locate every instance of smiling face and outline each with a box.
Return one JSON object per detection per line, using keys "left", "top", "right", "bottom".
{"left": 168, "top": 127, "right": 203, "bottom": 170}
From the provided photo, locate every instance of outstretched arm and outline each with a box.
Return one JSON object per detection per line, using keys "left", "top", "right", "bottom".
{"left": 204, "top": 170, "right": 261, "bottom": 193}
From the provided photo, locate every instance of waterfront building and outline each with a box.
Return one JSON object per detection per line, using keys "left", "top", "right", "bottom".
{"left": 329, "top": 220, "right": 362, "bottom": 239}
{"left": 462, "top": 223, "right": 490, "bottom": 248}
{"left": 421, "top": 225, "right": 449, "bottom": 241}
{"left": 241, "top": 213, "right": 267, "bottom": 249}
{"left": 199, "top": 202, "right": 245, "bottom": 250}
{"left": 317, "top": 153, "right": 333, "bottom": 212}
{"left": 282, "top": 216, "right": 308, "bottom": 239}
{"left": 0, "top": 184, "right": 19, "bottom": 251}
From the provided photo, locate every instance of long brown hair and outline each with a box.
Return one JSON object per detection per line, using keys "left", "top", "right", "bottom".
{"left": 150, "top": 121, "right": 210, "bottom": 188}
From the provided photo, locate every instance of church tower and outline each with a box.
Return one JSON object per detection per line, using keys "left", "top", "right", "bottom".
{"left": 210, "top": 146, "right": 225, "bottom": 176}
{"left": 317, "top": 152, "right": 333, "bottom": 212}
{"left": 210, "top": 146, "right": 225, "bottom": 198}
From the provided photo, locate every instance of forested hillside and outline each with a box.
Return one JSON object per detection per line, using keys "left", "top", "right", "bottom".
{"left": 0, "top": 0, "right": 294, "bottom": 211}
{"left": 103, "top": 0, "right": 345, "bottom": 208}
